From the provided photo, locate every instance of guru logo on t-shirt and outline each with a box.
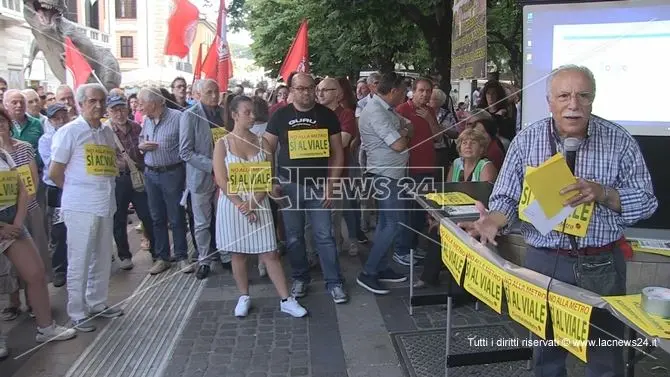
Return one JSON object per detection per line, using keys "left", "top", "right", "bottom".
{"left": 289, "top": 118, "right": 317, "bottom": 127}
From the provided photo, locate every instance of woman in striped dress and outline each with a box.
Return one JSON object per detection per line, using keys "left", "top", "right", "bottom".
{"left": 0, "top": 115, "right": 49, "bottom": 320}
{"left": 213, "top": 96, "right": 306, "bottom": 318}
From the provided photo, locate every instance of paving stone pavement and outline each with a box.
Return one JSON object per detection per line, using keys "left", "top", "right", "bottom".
{"left": 3, "top": 224, "right": 670, "bottom": 377}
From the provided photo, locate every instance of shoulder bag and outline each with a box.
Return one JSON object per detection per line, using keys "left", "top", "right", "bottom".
{"left": 112, "top": 133, "right": 145, "bottom": 192}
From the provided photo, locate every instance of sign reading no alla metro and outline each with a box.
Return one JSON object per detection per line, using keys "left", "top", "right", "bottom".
{"left": 452, "top": 0, "right": 487, "bottom": 79}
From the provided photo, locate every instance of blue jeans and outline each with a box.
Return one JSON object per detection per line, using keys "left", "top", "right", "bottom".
{"left": 144, "top": 166, "right": 188, "bottom": 262}
{"left": 395, "top": 173, "right": 432, "bottom": 255}
{"left": 280, "top": 182, "right": 343, "bottom": 290}
{"left": 524, "top": 247, "right": 625, "bottom": 377}
{"left": 364, "top": 176, "right": 406, "bottom": 276}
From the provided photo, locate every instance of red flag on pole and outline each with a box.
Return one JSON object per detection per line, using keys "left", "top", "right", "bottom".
{"left": 164, "top": 0, "right": 200, "bottom": 58}
{"left": 192, "top": 43, "right": 203, "bottom": 84}
{"left": 64, "top": 37, "right": 93, "bottom": 90}
{"left": 201, "top": 0, "right": 233, "bottom": 91}
{"left": 279, "top": 20, "right": 309, "bottom": 81}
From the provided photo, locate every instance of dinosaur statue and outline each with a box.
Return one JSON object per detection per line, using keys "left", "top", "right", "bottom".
{"left": 23, "top": 0, "right": 122, "bottom": 91}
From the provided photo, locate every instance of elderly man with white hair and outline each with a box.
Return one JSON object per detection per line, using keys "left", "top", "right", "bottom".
{"left": 179, "top": 79, "right": 223, "bottom": 279}
{"left": 191, "top": 79, "right": 203, "bottom": 103}
{"left": 3, "top": 90, "right": 43, "bottom": 161}
{"left": 138, "top": 87, "right": 192, "bottom": 275}
{"left": 355, "top": 72, "right": 381, "bottom": 118}
{"left": 55, "top": 85, "right": 78, "bottom": 121}
{"left": 428, "top": 87, "right": 460, "bottom": 172}
{"left": 49, "top": 83, "right": 123, "bottom": 332}
{"left": 22, "top": 89, "right": 47, "bottom": 130}
{"left": 461, "top": 65, "right": 658, "bottom": 377}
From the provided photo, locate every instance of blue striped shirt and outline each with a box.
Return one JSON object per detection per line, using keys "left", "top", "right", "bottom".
{"left": 489, "top": 115, "right": 657, "bottom": 249}
{"left": 139, "top": 107, "right": 182, "bottom": 167}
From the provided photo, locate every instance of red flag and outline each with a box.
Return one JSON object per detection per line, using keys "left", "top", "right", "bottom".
{"left": 279, "top": 20, "right": 309, "bottom": 81}
{"left": 201, "top": 0, "right": 233, "bottom": 90}
{"left": 164, "top": 0, "right": 200, "bottom": 58}
{"left": 192, "top": 43, "right": 203, "bottom": 84}
{"left": 64, "top": 37, "right": 93, "bottom": 90}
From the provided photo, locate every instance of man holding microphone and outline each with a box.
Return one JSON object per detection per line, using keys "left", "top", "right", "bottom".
{"left": 460, "top": 65, "right": 657, "bottom": 377}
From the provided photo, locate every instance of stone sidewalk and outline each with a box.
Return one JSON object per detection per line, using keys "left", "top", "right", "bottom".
{"left": 2, "top": 219, "right": 670, "bottom": 377}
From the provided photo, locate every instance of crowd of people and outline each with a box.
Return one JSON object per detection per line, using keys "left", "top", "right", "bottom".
{"left": 0, "top": 63, "right": 657, "bottom": 377}
{"left": 0, "top": 71, "right": 517, "bottom": 358}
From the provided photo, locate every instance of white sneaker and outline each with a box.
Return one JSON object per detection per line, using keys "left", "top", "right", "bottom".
{"left": 258, "top": 262, "right": 267, "bottom": 277}
{"left": 234, "top": 295, "right": 251, "bottom": 317}
{"left": 0, "top": 335, "right": 7, "bottom": 359}
{"left": 119, "top": 258, "right": 134, "bottom": 270}
{"left": 179, "top": 260, "right": 195, "bottom": 274}
{"left": 36, "top": 322, "right": 77, "bottom": 343}
{"left": 280, "top": 297, "right": 307, "bottom": 318}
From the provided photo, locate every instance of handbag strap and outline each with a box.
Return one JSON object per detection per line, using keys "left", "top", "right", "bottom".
{"left": 111, "top": 131, "right": 139, "bottom": 173}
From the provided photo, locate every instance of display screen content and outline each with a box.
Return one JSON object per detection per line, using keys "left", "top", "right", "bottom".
{"left": 522, "top": 0, "right": 670, "bottom": 136}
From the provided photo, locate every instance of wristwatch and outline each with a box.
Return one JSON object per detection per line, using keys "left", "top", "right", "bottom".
{"left": 598, "top": 185, "right": 610, "bottom": 204}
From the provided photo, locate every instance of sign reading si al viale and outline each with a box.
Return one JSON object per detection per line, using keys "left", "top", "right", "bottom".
{"left": 452, "top": 0, "right": 487, "bottom": 79}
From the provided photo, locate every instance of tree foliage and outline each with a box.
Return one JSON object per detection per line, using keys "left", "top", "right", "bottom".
{"left": 486, "top": 0, "right": 523, "bottom": 84}
{"left": 226, "top": 0, "right": 521, "bottom": 89}
{"left": 238, "top": 0, "right": 433, "bottom": 80}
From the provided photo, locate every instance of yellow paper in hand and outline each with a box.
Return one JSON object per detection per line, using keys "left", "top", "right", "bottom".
{"left": 524, "top": 153, "right": 577, "bottom": 218}
{"left": 425, "top": 192, "right": 476, "bottom": 206}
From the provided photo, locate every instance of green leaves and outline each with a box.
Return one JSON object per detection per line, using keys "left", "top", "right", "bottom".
{"left": 238, "top": 0, "right": 434, "bottom": 79}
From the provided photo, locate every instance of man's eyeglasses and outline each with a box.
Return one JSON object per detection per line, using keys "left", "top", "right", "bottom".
{"left": 552, "top": 92, "right": 594, "bottom": 105}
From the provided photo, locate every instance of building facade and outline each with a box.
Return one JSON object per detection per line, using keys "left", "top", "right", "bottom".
{"left": 115, "top": 0, "right": 215, "bottom": 88}
{"left": 0, "top": 0, "right": 113, "bottom": 91}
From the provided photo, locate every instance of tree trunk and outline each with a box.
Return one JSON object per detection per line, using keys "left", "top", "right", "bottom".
{"left": 401, "top": 1, "right": 454, "bottom": 92}
{"left": 507, "top": 44, "right": 522, "bottom": 86}
{"left": 378, "top": 55, "right": 395, "bottom": 73}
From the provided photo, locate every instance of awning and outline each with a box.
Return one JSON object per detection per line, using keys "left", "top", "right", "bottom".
{"left": 120, "top": 67, "right": 194, "bottom": 89}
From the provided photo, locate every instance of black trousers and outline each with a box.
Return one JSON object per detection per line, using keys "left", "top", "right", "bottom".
{"left": 46, "top": 185, "right": 67, "bottom": 275}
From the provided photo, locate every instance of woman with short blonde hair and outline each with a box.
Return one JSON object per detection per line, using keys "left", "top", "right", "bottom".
{"left": 449, "top": 128, "right": 498, "bottom": 183}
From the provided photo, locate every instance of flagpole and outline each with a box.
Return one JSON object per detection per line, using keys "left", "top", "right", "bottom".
{"left": 90, "top": 70, "right": 105, "bottom": 87}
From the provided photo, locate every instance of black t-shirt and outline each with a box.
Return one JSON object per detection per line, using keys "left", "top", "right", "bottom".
{"left": 266, "top": 103, "right": 341, "bottom": 184}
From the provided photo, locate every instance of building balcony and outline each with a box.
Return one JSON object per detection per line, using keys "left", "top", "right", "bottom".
{"left": 74, "top": 25, "right": 111, "bottom": 49}
{"left": 176, "top": 61, "right": 193, "bottom": 73}
{"left": 0, "top": 0, "right": 24, "bottom": 23}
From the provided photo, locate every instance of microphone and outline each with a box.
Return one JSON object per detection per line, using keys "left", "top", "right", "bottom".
{"left": 563, "top": 137, "right": 582, "bottom": 174}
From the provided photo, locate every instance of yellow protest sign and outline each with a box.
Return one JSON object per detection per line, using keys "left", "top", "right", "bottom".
{"left": 629, "top": 239, "right": 670, "bottom": 258}
{"left": 604, "top": 294, "right": 670, "bottom": 338}
{"left": 440, "top": 228, "right": 468, "bottom": 285}
{"left": 211, "top": 127, "right": 227, "bottom": 143}
{"left": 227, "top": 161, "right": 272, "bottom": 193}
{"left": 518, "top": 166, "right": 593, "bottom": 237}
{"left": 0, "top": 170, "right": 18, "bottom": 206}
{"left": 439, "top": 224, "right": 470, "bottom": 285}
{"left": 463, "top": 252, "right": 504, "bottom": 313}
{"left": 548, "top": 292, "right": 593, "bottom": 362}
{"left": 16, "top": 165, "right": 36, "bottom": 196}
{"left": 84, "top": 144, "right": 118, "bottom": 177}
{"left": 504, "top": 274, "right": 549, "bottom": 339}
{"left": 426, "top": 192, "right": 476, "bottom": 206}
{"left": 288, "top": 128, "right": 330, "bottom": 159}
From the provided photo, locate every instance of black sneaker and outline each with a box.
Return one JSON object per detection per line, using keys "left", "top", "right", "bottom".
{"left": 52, "top": 273, "right": 66, "bottom": 288}
{"left": 356, "top": 231, "right": 369, "bottom": 244}
{"left": 378, "top": 269, "right": 407, "bottom": 283}
{"left": 196, "top": 265, "right": 210, "bottom": 280}
{"left": 356, "top": 273, "right": 390, "bottom": 295}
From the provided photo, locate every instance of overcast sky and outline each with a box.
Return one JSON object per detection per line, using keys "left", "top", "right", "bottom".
{"left": 191, "top": 0, "right": 253, "bottom": 45}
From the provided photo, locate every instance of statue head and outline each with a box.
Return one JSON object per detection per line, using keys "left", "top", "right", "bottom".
{"left": 23, "top": 1, "right": 66, "bottom": 32}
